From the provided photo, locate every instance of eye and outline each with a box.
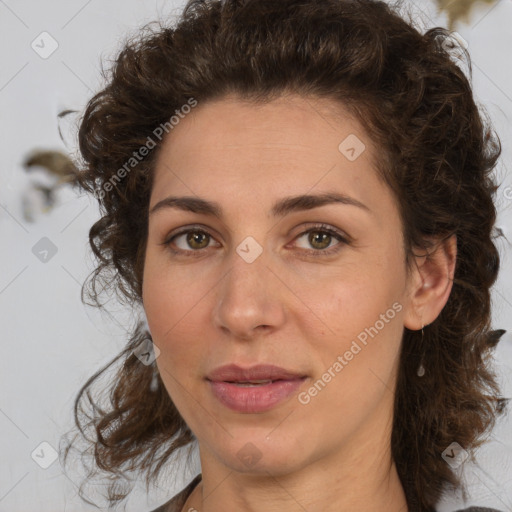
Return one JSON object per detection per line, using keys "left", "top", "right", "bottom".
{"left": 291, "top": 223, "right": 348, "bottom": 257}
{"left": 161, "top": 225, "right": 219, "bottom": 257}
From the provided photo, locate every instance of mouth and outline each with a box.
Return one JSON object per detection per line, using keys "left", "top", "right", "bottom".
{"left": 205, "top": 365, "right": 308, "bottom": 413}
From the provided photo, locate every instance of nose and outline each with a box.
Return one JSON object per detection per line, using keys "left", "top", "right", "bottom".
{"left": 212, "top": 245, "right": 287, "bottom": 341}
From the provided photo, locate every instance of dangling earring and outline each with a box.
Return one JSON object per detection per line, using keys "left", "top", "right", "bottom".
{"left": 417, "top": 325, "right": 425, "bottom": 377}
{"left": 141, "top": 316, "right": 159, "bottom": 392}
{"left": 150, "top": 363, "right": 159, "bottom": 392}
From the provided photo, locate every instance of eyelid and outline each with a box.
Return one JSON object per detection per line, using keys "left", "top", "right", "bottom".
{"left": 290, "top": 222, "right": 350, "bottom": 243}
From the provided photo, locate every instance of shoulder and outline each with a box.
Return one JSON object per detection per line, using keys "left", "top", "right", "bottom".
{"left": 149, "top": 474, "right": 202, "bottom": 512}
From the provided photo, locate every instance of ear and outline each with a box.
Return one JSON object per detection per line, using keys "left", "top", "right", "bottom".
{"left": 402, "top": 234, "right": 457, "bottom": 331}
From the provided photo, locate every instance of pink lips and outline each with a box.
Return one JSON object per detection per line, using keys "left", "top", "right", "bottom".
{"left": 206, "top": 364, "right": 307, "bottom": 413}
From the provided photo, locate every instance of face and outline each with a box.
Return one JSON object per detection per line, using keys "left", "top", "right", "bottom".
{"left": 142, "top": 94, "right": 427, "bottom": 477}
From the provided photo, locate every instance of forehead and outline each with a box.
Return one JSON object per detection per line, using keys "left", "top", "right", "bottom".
{"left": 151, "top": 94, "right": 389, "bottom": 215}
{"left": 157, "top": 93, "right": 369, "bottom": 159}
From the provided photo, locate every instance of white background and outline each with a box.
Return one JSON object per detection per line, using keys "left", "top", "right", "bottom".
{"left": 1, "top": 0, "right": 511, "bottom": 510}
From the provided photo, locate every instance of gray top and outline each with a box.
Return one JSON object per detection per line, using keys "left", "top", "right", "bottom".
{"left": 149, "top": 474, "right": 504, "bottom": 512}
{"left": 149, "top": 474, "right": 201, "bottom": 512}
{"left": 453, "top": 509, "right": 504, "bottom": 512}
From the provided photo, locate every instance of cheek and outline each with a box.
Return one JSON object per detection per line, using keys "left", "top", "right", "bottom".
{"left": 145, "top": 287, "right": 208, "bottom": 414}
{"left": 299, "top": 262, "right": 405, "bottom": 393}
{"left": 299, "top": 262, "right": 400, "bottom": 340}
{"left": 142, "top": 260, "right": 205, "bottom": 388}
{"left": 298, "top": 283, "right": 403, "bottom": 438}
{"left": 143, "top": 250, "right": 209, "bottom": 337}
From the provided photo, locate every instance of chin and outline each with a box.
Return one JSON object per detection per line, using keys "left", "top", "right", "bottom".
{"left": 211, "top": 432, "right": 310, "bottom": 476}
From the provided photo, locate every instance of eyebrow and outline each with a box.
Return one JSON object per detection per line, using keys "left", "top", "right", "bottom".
{"left": 149, "top": 192, "right": 371, "bottom": 219}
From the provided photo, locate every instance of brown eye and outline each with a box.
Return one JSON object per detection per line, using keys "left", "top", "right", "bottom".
{"left": 184, "top": 231, "right": 210, "bottom": 250}
{"left": 293, "top": 224, "right": 348, "bottom": 256}
{"left": 307, "top": 231, "right": 332, "bottom": 250}
{"left": 160, "top": 225, "right": 220, "bottom": 257}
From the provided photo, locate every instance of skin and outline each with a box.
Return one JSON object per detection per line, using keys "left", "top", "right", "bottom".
{"left": 142, "top": 93, "right": 457, "bottom": 512}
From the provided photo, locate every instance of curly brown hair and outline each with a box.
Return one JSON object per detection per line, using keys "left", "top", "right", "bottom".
{"left": 59, "top": 0, "right": 509, "bottom": 510}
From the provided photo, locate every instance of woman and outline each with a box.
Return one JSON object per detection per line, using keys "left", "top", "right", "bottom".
{"left": 60, "top": 0, "right": 509, "bottom": 511}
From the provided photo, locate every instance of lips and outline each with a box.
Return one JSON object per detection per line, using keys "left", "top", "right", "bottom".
{"left": 206, "top": 363, "right": 306, "bottom": 383}
{"left": 206, "top": 364, "right": 308, "bottom": 413}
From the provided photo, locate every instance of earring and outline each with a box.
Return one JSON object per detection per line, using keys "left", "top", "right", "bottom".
{"left": 141, "top": 316, "right": 159, "bottom": 392}
{"left": 417, "top": 325, "right": 425, "bottom": 377}
{"left": 149, "top": 362, "right": 159, "bottom": 392}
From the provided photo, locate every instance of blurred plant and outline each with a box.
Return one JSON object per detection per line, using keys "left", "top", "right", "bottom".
{"left": 21, "top": 149, "right": 79, "bottom": 222}
{"left": 435, "top": 0, "right": 499, "bottom": 30}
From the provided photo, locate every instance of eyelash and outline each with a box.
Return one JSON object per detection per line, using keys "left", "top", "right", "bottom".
{"left": 160, "top": 223, "right": 349, "bottom": 258}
